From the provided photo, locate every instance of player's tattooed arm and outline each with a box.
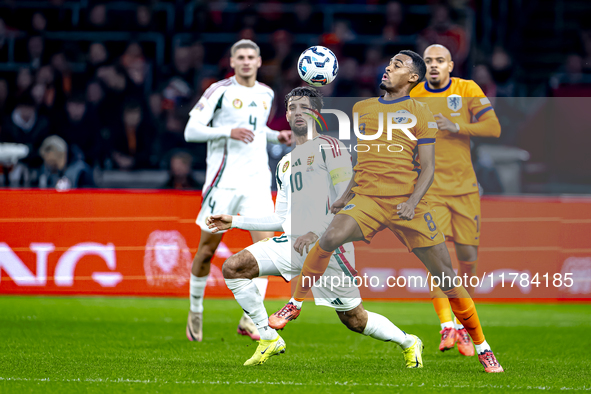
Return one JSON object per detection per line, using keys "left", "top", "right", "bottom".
{"left": 397, "top": 144, "right": 435, "bottom": 220}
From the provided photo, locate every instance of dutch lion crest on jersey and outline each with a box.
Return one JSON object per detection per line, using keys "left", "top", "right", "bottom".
{"left": 393, "top": 110, "right": 411, "bottom": 124}
{"left": 447, "top": 94, "right": 462, "bottom": 111}
{"left": 144, "top": 230, "right": 192, "bottom": 287}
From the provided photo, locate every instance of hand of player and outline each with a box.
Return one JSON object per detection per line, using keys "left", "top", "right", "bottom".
{"left": 293, "top": 232, "right": 319, "bottom": 256}
{"left": 330, "top": 194, "right": 354, "bottom": 214}
{"left": 230, "top": 128, "right": 255, "bottom": 143}
{"left": 397, "top": 200, "right": 417, "bottom": 221}
{"left": 277, "top": 130, "right": 292, "bottom": 145}
{"left": 434, "top": 113, "right": 459, "bottom": 133}
{"left": 206, "top": 214, "right": 233, "bottom": 233}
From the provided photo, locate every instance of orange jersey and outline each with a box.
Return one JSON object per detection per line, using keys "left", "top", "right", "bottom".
{"left": 352, "top": 95, "right": 438, "bottom": 197}
{"left": 410, "top": 77, "right": 495, "bottom": 196}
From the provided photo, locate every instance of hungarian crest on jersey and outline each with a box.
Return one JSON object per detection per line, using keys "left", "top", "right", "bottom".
{"left": 282, "top": 161, "right": 290, "bottom": 172}
{"left": 447, "top": 94, "right": 462, "bottom": 111}
{"left": 307, "top": 155, "right": 315, "bottom": 166}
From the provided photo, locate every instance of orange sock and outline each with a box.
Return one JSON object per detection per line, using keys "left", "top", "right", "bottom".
{"left": 458, "top": 259, "right": 478, "bottom": 298}
{"left": 429, "top": 275, "right": 453, "bottom": 324}
{"left": 443, "top": 286, "right": 485, "bottom": 345}
{"left": 293, "top": 243, "right": 333, "bottom": 301}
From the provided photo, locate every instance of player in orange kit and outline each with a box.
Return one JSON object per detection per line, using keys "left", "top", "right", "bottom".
{"left": 410, "top": 44, "right": 501, "bottom": 356}
{"left": 269, "top": 50, "right": 503, "bottom": 373}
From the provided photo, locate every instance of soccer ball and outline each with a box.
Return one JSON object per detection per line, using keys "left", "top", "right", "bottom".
{"left": 297, "top": 46, "right": 339, "bottom": 86}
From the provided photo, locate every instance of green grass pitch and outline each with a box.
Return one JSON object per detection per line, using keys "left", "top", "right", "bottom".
{"left": 1, "top": 296, "right": 590, "bottom": 393}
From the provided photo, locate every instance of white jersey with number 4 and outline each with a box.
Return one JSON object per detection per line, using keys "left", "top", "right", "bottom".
{"left": 185, "top": 76, "right": 277, "bottom": 192}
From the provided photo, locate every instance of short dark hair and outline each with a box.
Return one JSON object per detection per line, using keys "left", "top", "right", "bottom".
{"left": 284, "top": 86, "right": 323, "bottom": 111}
{"left": 399, "top": 50, "right": 426, "bottom": 86}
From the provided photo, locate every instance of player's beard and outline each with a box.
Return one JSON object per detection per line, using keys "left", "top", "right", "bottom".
{"left": 379, "top": 82, "right": 387, "bottom": 91}
{"left": 289, "top": 119, "right": 308, "bottom": 137}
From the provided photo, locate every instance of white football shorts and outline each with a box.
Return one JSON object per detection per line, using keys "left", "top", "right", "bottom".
{"left": 246, "top": 234, "right": 361, "bottom": 312}
{"left": 197, "top": 186, "right": 275, "bottom": 233}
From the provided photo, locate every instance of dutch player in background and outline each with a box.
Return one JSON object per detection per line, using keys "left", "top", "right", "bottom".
{"left": 207, "top": 87, "right": 424, "bottom": 368}
{"left": 183, "top": 39, "right": 291, "bottom": 342}
{"left": 411, "top": 44, "right": 501, "bottom": 356}
{"left": 271, "top": 50, "right": 504, "bottom": 373}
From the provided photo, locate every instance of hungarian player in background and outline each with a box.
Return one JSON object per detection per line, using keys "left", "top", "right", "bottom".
{"left": 411, "top": 44, "right": 501, "bottom": 356}
{"left": 271, "top": 50, "right": 503, "bottom": 373}
{"left": 183, "top": 39, "right": 291, "bottom": 342}
{"left": 206, "top": 87, "right": 424, "bottom": 368}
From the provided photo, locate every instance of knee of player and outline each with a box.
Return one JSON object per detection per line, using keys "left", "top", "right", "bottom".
{"left": 319, "top": 228, "right": 344, "bottom": 252}
{"left": 222, "top": 257, "right": 239, "bottom": 279}
{"left": 455, "top": 244, "right": 478, "bottom": 262}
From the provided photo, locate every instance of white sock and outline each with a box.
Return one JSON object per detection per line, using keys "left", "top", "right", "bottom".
{"left": 225, "top": 278, "right": 278, "bottom": 341}
{"left": 454, "top": 320, "right": 465, "bottom": 330}
{"left": 475, "top": 340, "right": 491, "bottom": 355}
{"left": 362, "top": 311, "right": 413, "bottom": 348}
{"left": 441, "top": 321, "right": 454, "bottom": 330}
{"left": 242, "top": 277, "right": 267, "bottom": 321}
{"left": 289, "top": 298, "right": 303, "bottom": 309}
{"left": 189, "top": 274, "right": 207, "bottom": 313}
{"left": 252, "top": 277, "right": 268, "bottom": 298}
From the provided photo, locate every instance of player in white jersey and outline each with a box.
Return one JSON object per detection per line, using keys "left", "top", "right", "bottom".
{"left": 183, "top": 39, "right": 292, "bottom": 342}
{"left": 206, "top": 87, "right": 424, "bottom": 367}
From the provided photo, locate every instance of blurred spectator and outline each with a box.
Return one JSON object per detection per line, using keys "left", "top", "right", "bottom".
{"left": 0, "top": 18, "right": 11, "bottom": 62}
{"left": 85, "top": 79, "right": 105, "bottom": 115}
{"left": 86, "top": 4, "right": 108, "bottom": 31}
{"left": 490, "top": 47, "right": 516, "bottom": 97}
{"left": 334, "top": 58, "right": 360, "bottom": 96}
{"left": 120, "top": 42, "right": 149, "bottom": 98}
{"left": 96, "top": 64, "right": 128, "bottom": 125}
{"left": 33, "top": 65, "right": 62, "bottom": 119}
{"left": 261, "top": 30, "right": 294, "bottom": 84}
{"left": 87, "top": 42, "right": 110, "bottom": 78}
{"left": 321, "top": 20, "right": 356, "bottom": 56}
{"left": 33, "top": 135, "right": 95, "bottom": 189}
{"left": 550, "top": 54, "right": 588, "bottom": 89}
{"left": 153, "top": 108, "right": 202, "bottom": 169}
{"left": 418, "top": 5, "right": 468, "bottom": 74}
{"left": 135, "top": 5, "right": 154, "bottom": 32}
{"left": 473, "top": 64, "right": 497, "bottom": 100}
{"left": 31, "top": 13, "right": 48, "bottom": 34}
{"left": 27, "top": 36, "right": 45, "bottom": 69}
{"left": 294, "top": 2, "right": 313, "bottom": 30}
{"left": 148, "top": 91, "right": 166, "bottom": 134}
{"left": 0, "top": 79, "right": 11, "bottom": 117}
{"left": 161, "top": 77, "right": 193, "bottom": 117}
{"left": 382, "top": 1, "right": 410, "bottom": 41}
{"left": 161, "top": 151, "right": 202, "bottom": 190}
{"left": 358, "top": 46, "right": 383, "bottom": 90}
{"left": 167, "top": 45, "right": 197, "bottom": 88}
{"left": 110, "top": 100, "right": 156, "bottom": 170}
{"left": 51, "top": 52, "right": 73, "bottom": 98}
{"left": 57, "top": 94, "right": 102, "bottom": 166}
{"left": 0, "top": 95, "right": 51, "bottom": 167}
{"left": 16, "top": 67, "right": 34, "bottom": 98}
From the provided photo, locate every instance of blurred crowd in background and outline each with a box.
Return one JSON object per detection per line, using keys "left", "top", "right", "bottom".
{"left": 0, "top": 0, "right": 590, "bottom": 192}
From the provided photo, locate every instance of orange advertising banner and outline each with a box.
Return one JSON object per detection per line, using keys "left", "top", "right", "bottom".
{"left": 1, "top": 190, "right": 590, "bottom": 300}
